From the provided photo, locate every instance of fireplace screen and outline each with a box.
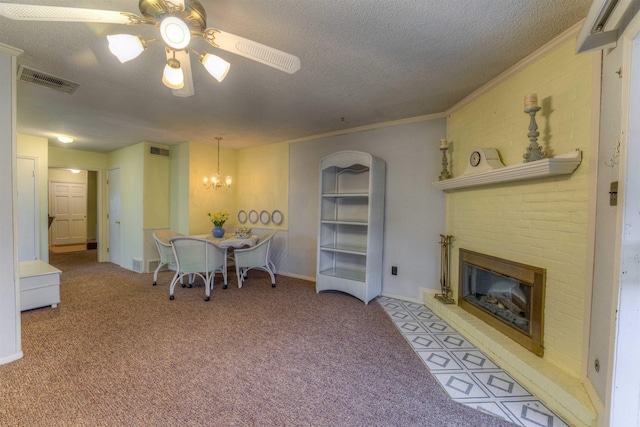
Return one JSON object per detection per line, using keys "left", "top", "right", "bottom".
{"left": 458, "top": 249, "right": 545, "bottom": 356}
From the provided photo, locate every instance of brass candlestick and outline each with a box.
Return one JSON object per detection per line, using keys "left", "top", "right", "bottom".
{"left": 522, "top": 106, "right": 546, "bottom": 162}
{"left": 438, "top": 147, "right": 451, "bottom": 180}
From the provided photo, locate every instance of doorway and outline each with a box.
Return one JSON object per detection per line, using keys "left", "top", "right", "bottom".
{"left": 47, "top": 168, "right": 99, "bottom": 255}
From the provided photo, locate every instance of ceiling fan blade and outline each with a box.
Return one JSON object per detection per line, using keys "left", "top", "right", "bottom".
{"left": 203, "top": 29, "right": 300, "bottom": 74}
{"left": 165, "top": 49, "right": 194, "bottom": 97}
{"left": 0, "top": 3, "right": 142, "bottom": 24}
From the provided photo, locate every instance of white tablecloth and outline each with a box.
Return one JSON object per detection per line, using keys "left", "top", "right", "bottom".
{"left": 196, "top": 233, "right": 259, "bottom": 248}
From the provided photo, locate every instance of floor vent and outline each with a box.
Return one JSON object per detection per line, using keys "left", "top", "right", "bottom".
{"left": 132, "top": 258, "right": 144, "bottom": 273}
{"left": 150, "top": 146, "right": 170, "bottom": 156}
{"left": 17, "top": 65, "right": 80, "bottom": 94}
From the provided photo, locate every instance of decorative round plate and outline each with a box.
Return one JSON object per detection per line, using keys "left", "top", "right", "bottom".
{"left": 248, "top": 210, "right": 258, "bottom": 224}
{"left": 259, "top": 210, "right": 270, "bottom": 225}
{"left": 237, "top": 210, "right": 247, "bottom": 224}
{"left": 271, "top": 210, "right": 283, "bottom": 225}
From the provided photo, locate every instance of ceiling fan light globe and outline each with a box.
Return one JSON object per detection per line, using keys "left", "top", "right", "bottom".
{"left": 201, "top": 53, "right": 230, "bottom": 82}
{"left": 107, "top": 34, "right": 145, "bottom": 63}
{"left": 160, "top": 16, "right": 191, "bottom": 50}
{"left": 162, "top": 61, "right": 184, "bottom": 89}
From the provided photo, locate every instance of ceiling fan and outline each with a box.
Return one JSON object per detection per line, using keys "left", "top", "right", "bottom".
{"left": 0, "top": 0, "right": 301, "bottom": 97}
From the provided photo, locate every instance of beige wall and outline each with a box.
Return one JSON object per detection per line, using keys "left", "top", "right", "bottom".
{"left": 17, "top": 133, "right": 48, "bottom": 261}
{"left": 236, "top": 141, "right": 289, "bottom": 230}
{"left": 187, "top": 141, "right": 237, "bottom": 235}
{"left": 49, "top": 168, "right": 87, "bottom": 183}
{"left": 169, "top": 142, "right": 190, "bottom": 234}
{"left": 446, "top": 38, "right": 595, "bottom": 376}
{"left": 144, "top": 143, "right": 170, "bottom": 229}
{"left": 108, "top": 143, "right": 144, "bottom": 270}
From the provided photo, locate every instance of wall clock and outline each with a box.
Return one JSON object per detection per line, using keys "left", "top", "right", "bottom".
{"left": 463, "top": 148, "right": 505, "bottom": 175}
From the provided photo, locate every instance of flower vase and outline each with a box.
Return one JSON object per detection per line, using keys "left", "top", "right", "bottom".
{"left": 212, "top": 226, "right": 225, "bottom": 238}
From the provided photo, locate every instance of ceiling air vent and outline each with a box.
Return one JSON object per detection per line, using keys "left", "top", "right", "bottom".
{"left": 17, "top": 65, "right": 80, "bottom": 94}
{"left": 150, "top": 146, "right": 170, "bottom": 157}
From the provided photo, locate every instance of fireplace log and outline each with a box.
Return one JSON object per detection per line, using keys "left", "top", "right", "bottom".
{"left": 495, "top": 295, "right": 524, "bottom": 316}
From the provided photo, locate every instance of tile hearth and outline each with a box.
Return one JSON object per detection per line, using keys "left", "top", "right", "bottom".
{"left": 378, "top": 296, "right": 570, "bottom": 427}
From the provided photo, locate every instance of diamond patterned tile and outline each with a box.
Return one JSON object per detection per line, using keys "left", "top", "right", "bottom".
{"left": 432, "top": 372, "right": 490, "bottom": 399}
{"left": 462, "top": 401, "right": 518, "bottom": 425}
{"left": 417, "top": 350, "right": 464, "bottom": 371}
{"left": 379, "top": 297, "right": 570, "bottom": 426}
{"left": 395, "top": 321, "right": 428, "bottom": 334}
{"left": 422, "top": 320, "right": 457, "bottom": 334}
{"left": 473, "top": 371, "right": 533, "bottom": 398}
{"left": 408, "top": 310, "right": 441, "bottom": 321}
{"left": 404, "top": 334, "right": 443, "bottom": 350}
{"left": 450, "top": 350, "right": 499, "bottom": 370}
{"left": 502, "top": 400, "right": 570, "bottom": 427}
{"left": 386, "top": 310, "right": 414, "bottom": 321}
{"left": 433, "top": 333, "right": 477, "bottom": 349}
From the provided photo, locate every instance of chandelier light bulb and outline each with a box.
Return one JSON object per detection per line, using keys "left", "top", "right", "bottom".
{"left": 162, "top": 58, "right": 184, "bottom": 89}
{"left": 160, "top": 17, "right": 191, "bottom": 50}
{"left": 200, "top": 53, "right": 230, "bottom": 82}
{"left": 107, "top": 34, "right": 146, "bottom": 63}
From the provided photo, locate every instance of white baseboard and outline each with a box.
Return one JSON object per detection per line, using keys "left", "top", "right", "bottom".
{"left": 0, "top": 351, "right": 23, "bottom": 365}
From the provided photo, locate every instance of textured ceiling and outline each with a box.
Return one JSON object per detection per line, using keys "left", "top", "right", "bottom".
{"left": 0, "top": 0, "right": 592, "bottom": 152}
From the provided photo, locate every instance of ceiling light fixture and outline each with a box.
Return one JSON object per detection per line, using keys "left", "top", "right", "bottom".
{"left": 198, "top": 51, "right": 230, "bottom": 82}
{"left": 57, "top": 136, "right": 73, "bottom": 143}
{"left": 162, "top": 55, "right": 184, "bottom": 89}
{"left": 0, "top": 0, "right": 300, "bottom": 97}
{"left": 160, "top": 16, "right": 191, "bottom": 49}
{"left": 107, "top": 34, "right": 147, "bottom": 63}
{"left": 203, "top": 137, "right": 232, "bottom": 190}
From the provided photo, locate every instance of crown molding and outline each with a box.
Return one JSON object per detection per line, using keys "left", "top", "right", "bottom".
{"left": 0, "top": 42, "right": 22, "bottom": 57}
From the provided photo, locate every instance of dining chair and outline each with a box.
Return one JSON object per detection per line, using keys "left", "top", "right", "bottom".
{"left": 169, "top": 236, "right": 227, "bottom": 301}
{"left": 233, "top": 231, "right": 276, "bottom": 288}
{"left": 152, "top": 229, "right": 184, "bottom": 286}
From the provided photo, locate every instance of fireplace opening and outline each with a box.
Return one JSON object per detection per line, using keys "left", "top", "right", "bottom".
{"left": 458, "top": 249, "right": 546, "bottom": 356}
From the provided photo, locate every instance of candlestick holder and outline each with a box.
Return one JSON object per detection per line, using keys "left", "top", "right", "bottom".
{"left": 522, "top": 106, "right": 546, "bottom": 162}
{"left": 438, "top": 147, "right": 451, "bottom": 180}
{"left": 435, "top": 234, "right": 455, "bottom": 304}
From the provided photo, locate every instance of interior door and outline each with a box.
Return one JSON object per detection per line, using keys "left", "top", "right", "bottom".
{"left": 17, "top": 156, "right": 38, "bottom": 261}
{"left": 49, "top": 181, "right": 87, "bottom": 246}
{"left": 108, "top": 168, "right": 121, "bottom": 266}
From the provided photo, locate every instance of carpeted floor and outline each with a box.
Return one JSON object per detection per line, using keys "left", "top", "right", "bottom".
{"left": 1, "top": 250, "right": 514, "bottom": 426}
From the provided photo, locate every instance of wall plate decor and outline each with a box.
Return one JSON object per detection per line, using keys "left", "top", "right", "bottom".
{"left": 271, "top": 210, "right": 283, "bottom": 225}
{"left": 237, "top": 210, "right": 247, "bottom": 224}
{"left": 248, "top": 210, "right": 258, "bottom": 224}
{"left": 259, "top": 210, "right": 270, "bottom": 225}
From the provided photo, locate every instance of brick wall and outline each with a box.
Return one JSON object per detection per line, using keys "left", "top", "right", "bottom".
{"left": 446, "top": 38, "right": 594, "bottom": 376}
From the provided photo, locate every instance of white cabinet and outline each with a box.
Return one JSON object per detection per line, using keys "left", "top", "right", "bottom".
{"left": 19, "top": 260, "right": 61, "bottom": 311}
{"left": 316, "top": 151, "right": 385, "bottom": 304}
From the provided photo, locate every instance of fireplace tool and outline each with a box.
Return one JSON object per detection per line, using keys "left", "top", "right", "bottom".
{"left": 435, "top": 234, "right": 455, "bottom": 304}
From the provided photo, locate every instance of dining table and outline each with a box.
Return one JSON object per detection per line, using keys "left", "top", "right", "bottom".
{"left": 200, "top": 233, "right": 259, "bottom": 248}
{"left": 194, "top": 233, "right": 259, "bottom": 288}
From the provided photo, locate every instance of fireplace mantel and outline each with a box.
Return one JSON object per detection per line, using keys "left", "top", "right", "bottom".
{"left": 433, "top": 150, "right": 582, "bottom": 191}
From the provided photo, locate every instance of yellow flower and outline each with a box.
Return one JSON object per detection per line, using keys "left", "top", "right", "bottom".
{"left": 208, "top": 209, "right": 229, "bottom": 226}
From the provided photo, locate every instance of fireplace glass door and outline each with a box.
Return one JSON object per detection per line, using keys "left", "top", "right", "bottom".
{"left": 462, "top": 263, "right": 532, "bottom": 335}
{"left": 458, "top": 249, "right": 545, "bottom": 356}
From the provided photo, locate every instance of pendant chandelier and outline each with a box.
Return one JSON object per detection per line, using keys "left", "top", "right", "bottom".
{"left": 203, "top": 137, "right": 231, "bottom": 190}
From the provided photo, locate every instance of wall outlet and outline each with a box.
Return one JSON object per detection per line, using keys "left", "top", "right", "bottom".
{"left": 391, "top": 266, "right": 398, "bottom": 275}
